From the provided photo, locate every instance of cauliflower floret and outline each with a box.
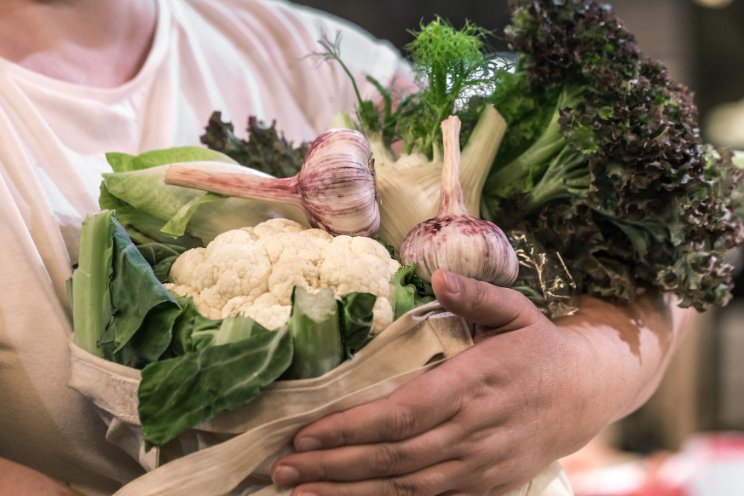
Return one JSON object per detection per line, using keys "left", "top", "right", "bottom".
{"left": 251, "top": 218, "right": 305, "bottom": 239}
{"left": 319, "top": 236, "right": 400, "bottom": 333}
{"left": 194, "top": 286, "right": 227, "bottom": 320}
{"left": 205, "top": 228, "right": 256, "bottom": 256}
{"left": 268, "top": 255, "right": 321, "bottom": 305}
{"left": 258, "top": 228, "right": 331, "bottom": 264}
{"left": 371, "top": 297, "right": 393, "bottom": 335}
{"left": 209, "top": 244, "right": 272, "bottom": 301}
{"left": 259, "top": 229, "right": 332, "bottom": 304}
{"left": 162, "top": 282, "right": 199, "bottom": 300}
{"left": 221, "top": 295, "right": 252, "bottom": 318}
{"left": 319, "top": 236, "right": 401, "bottom": 298}
{"left": 166, "top": 219, "right": 402, "bottom": 336}
{"left": 223, "top": 293, "right": 291, "bottom": 330}
{"left": 168, "top": 233, "right": 271, "bottom": 318}
{"left": 169, "top": 248, "right": 214, "bottom": 290}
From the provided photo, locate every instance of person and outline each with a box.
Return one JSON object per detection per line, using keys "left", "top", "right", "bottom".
{"left": 0, "top": 0, "right": 692, "bottom": 495}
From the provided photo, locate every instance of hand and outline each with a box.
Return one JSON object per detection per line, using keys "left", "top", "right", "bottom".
{"left": 270, "top": 269, "right": 641, "bottom": 496}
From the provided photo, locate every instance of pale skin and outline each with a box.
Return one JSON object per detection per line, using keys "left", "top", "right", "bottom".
{"left": 0, "top": 1, "right": 690, "bottom": 495}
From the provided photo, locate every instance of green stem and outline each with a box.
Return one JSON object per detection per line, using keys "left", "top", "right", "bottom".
{"left": 72, "top": 211, "right": 115, "bottom": 357}
{"left": 524, "top": 148, "right": 589, "bottom": 213}
{"left": 486, "top": 108, "right": 564, "bottom": 193}
{"left": 486, "top": 83, "right": 584, "bottom": 196}
{"left": 460, "top": 105, "right": 507, "bottom": 217}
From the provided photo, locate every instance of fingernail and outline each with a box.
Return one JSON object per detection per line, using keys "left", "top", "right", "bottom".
{"left": 442, "top": 270, "right": 461, "bottom": 294}
{"left": 295, "top": 436, "right": 321, "bottom": 452}
{"left": 272, "top": 465, "right": 299, "bottom": 486}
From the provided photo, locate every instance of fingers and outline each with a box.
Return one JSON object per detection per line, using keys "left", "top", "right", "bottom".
{"left": 273, "top": 421, "right": 458, "bottom": 485}
{"left": 289, "top": 364, "right": 462, "bottom": 451}
{"left": 431, "top": 269, "right": 544, "bottom": 333}
{"left": 286, "top": 459, "right": 468, "bottom": 496}
{"left": 273, "top": 366, "right": 465, "bottom": 488}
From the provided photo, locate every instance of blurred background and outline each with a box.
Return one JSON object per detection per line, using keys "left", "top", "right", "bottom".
{"left": 293, "top": 0, "right": 744, "bottom": 494}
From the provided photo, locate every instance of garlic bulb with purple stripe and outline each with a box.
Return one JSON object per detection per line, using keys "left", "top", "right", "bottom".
{"left": 164, "top": 128, "right": 379, "bottom": 237}
{"left": 400, "top": 116, "right": 519, "bottom": 286}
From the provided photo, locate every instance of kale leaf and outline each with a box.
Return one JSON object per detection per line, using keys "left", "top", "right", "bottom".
{"left": 483, "top": 0, "right": 744, "bottom": 310}
{"left": 200, "top": 111, "right": 308, "bottom": 178}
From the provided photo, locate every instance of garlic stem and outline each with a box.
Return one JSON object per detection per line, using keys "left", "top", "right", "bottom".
{"left": 438, "top": 116, "right": 469, "bottom": 217}
{"left": 165, "top": 168, "right": 301, "bottom": 205}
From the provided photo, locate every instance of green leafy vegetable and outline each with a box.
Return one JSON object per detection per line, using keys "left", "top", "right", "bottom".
{"left": 135, "top": 242, "right": 188, "bottom": 283}
{"left": 398, "top": 17, "right": 492, "bottom": 157}
{"left": 480, "top": 0, "right": 744, "bottom": 310}
{"left": 391, "top": 264, "right": 435, "bottom": 320}
{"left": 283, "top": 286, "right": 344, "bottom": 380}
{"left": 136, "top": 285, "right": 378, "bottom": 444}
{"left": 139, "top": 324, "right": 293, "bottom": 445}
{"left": 168, "top": 296, "right": 221, "bottom": 356}
{"left": 72, "top": 211, "right": 383, "bottom": 443}
{"left": 191, "top": 316, "right": 273, "bottom": 350}
{"left": 71, "top": 211, "right": 182, "bottom": 367}
{"left": 72, "top": 210, "right": 115, "bottom": 357}
{"left": 339, "top": 292, "right": 377, "bottom": 359}
{"left": 100, "top": 148, "right": 306, "bottom": 247}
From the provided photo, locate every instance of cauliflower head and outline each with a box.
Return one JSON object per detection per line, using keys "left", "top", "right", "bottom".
{"left": 165, "top": 218, "right": 400, "bottom": 332}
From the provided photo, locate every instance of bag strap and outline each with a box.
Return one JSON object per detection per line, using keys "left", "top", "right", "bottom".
{"left": 114, "top": 364, "right": 439, "bottom": 495}
{"left": 199, "top": 311, "right": 472, "bottom": 435}
{"left": 113, "top": 313, "right": 473, "bottom": 496}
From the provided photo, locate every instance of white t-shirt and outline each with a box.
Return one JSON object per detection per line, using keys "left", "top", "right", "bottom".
{"left": 0, "top": 0, "right": 407, "bottom": 493}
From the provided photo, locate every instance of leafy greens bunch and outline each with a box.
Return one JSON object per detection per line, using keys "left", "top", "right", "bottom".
{"left": 481, "top": 0, "right": 743, "bottom": 309}
{"left": 202, "top": 4, "right": 743, "bottom": 312}
{"left": 74, "top": 162, "right": 432, "bottom": 446}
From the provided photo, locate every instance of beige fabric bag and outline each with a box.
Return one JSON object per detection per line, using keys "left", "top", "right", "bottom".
{"left": 68, "top": 302, "right": 572, "bottom": 495}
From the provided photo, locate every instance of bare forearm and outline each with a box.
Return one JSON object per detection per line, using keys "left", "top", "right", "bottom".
{"left": 556, "top": 293, "right": 693, "bottom": 424}
{"left": 0, "top": 457, "right": 84, "bottom": 496}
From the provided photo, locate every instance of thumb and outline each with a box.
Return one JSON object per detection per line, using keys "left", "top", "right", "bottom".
{"left": 431, "top": 269, "right": 545, "bottom": 333}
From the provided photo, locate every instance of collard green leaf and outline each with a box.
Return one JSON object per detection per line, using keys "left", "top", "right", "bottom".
{"left": 135, "top": 242, "right": 188, "bottom": 283}
{"left": 283, "top": 287, "right": 343, "bottom": 380}
{"left": 191, "top": 316, "right": 272, "bottom": 350}
{"left": 391, "top": 264, "right": 435, "bottom": 320}
{"left": 339, "top": 292, "right": 376, "bottom": 359}
{"left": 99, "top": 219, "right": 181, "bottom": 367}
{"left": 167, "top": 297, "right": 221, "bottom": 357}
{"left": 139, "top": 325, "right": 293, "bottom": 445}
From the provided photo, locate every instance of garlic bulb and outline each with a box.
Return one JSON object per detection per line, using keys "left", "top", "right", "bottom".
{"left": 400, "top": 116, "right": 519, "bottom": 286}
{"left": 164, "top": 129, "right": 379, "bottom": 237}
{"left": 373, "top": 105, "right": 506, "bottom": 251}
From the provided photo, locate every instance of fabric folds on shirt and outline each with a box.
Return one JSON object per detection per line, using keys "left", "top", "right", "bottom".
{"left": 0, "top": 0, "right": 408, "bottom": 493}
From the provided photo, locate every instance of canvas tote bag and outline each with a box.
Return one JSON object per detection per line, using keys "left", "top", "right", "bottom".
{"left": 68, "top": 302, "right": 573, "bottom": 495}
